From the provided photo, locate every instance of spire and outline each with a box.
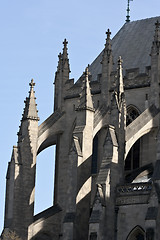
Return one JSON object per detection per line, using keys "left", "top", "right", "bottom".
{"left": 57, "top": 52, "right": 62, "bottom": 72}
{"left": 105, "top": 29, "right": 112, "bottom": 51}
{"left": 101, "top": 29, "right": 113, "bottom": 105}
{"left": 53, "top": 40, "right": 71, "bottom": 111}
{"left": 126, "top": 0, "right": 133, "bottom": 23}
{"left": 22, "top": 79, "right": 39, "bottom": 121}
{"left": 76, "top": 66, "right": 94, "bottom": 111}
{"left": 101, "top": 29, "right": 112, "bottom": 64}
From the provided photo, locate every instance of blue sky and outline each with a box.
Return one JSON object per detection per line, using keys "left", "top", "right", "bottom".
{"left": 1, "top": 0, "right": 160, "bottom": 233}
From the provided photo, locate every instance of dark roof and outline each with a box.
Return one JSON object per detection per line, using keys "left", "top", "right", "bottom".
{"left": 89, "top": 16, "right": 160, "bottom": 81}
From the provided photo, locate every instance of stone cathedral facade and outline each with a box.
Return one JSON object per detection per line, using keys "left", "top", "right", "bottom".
{"left": 2, "top": 16, "right": 160, "bottom": 240}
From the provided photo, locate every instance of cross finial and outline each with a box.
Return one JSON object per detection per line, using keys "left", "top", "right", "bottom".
{"left": 106, "top": 29, "right": 111, "bottom": 40}
{"left": 63, "top": 38, "right": 68, "bottom": 47}
{"left": 29, "top": 79, "right": 35, "bottom": 88}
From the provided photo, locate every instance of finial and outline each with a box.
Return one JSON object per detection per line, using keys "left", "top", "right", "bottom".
{"left": 29, "top": 79, "right": 35, "bottom": 88}
{"left": 83, "top": 65, "right": 90, "bottom": 77}
{"left": 106, "top": 29, "right": 111, "bottom": 40}
{"left": 126, "top": 0, "right": 133, "bottom": 23}
{"left": 63, "top": 38, "right": 68, "bottom": 47}
{"left": 85, "top": 67, "right": 89, "bottom": 76}
{"left": 62, "top": 38, "right": 69, "bottom": 59}
{"left": 118, "top": 56, "right": 123, "bottom": 66}
{"left": 104, "top": 28, "right": 112, "bottom": 51}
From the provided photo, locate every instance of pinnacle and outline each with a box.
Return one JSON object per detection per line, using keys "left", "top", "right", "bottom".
{"left": 154, "top": 20, "right": 160, "bottom": 42}
{"left": 58, "top": 52, "right": 62, "bottom": 58}
{"left": 76, "top": 66, "right": 94, "bottom": 111}
{"left": 21, "top": 79, "right": 39, "bottom": 121}
{"left": 155, "top": 20, "right": 160, "bottom": 29}
{"left": 105, "top": 28, "right": 112, "bottom": 50}
{"left": 101, "top": 28, "right": 112, "bottom": 65}
{"left": 106, "top": 29, "right": 111, "bottom": 40}
{"left": 62, "top": 38, "right": 70, "bottom": 72}
{"left": 84, "top": 65, "right": 90, "bottom": 77}
{"left": 57, "top": 52, "right": 62, "bottom": 71}
{"left": 117, "top": 56, "right": 124, "bottom": 100}
{"left": 62, "top": 38, "right": 68, "bottom": 58}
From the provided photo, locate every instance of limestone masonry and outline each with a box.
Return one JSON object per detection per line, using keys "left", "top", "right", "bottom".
{"left": 2, "top": 16, "right": 160, "bottom": 239}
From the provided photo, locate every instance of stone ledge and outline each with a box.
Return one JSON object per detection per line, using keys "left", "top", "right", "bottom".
{"left": 34, "top": 204, "right": 62, "bottom": 223}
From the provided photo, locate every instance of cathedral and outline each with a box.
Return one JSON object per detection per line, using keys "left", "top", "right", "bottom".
{"left": 2, "top": 16, "right": 160, "bottom": 240}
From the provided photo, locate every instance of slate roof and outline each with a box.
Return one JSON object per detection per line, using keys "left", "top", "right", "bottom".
{"left": 89, "top": 16, "right": 160, "bottom": 81}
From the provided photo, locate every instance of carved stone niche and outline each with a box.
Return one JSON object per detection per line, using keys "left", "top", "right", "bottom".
{"left": 146, "top": 228, "right": 154, "bottom": 240}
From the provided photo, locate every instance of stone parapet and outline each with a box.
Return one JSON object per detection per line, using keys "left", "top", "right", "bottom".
{"left": 116, "top": 182, "right": 152, "bottom": 206}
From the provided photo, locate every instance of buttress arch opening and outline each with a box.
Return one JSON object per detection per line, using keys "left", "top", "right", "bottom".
{"left": 34, "top": 145, "right": 56, "bottom": 215}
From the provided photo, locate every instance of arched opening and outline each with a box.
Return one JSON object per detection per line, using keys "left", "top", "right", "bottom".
{"left": 126, "top": 105, "right": 140, "bottom": 126}
{"left": 127, "top": 226, "right": 145, "bottom": 240}
{"left": 125, "top": 106, "right": 140, "bottom": 172}
{"left": 34, "top": 145, "right": 56, "bottom": 215}
{"left": 125, "top": 139, "right": 140, "bottom": 171}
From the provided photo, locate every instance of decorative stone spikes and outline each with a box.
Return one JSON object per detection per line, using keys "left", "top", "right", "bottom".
{"left": 21, "top": 79, "right": 39, "bottom": 121}
{"left": 101, "top": 29, "right": 112, "bottom": 64}
{"left": 76, "top": 67, "right": 94, "bottom": 111}
{"left": 151, "top": 20, "right": 160, "bottom": 55}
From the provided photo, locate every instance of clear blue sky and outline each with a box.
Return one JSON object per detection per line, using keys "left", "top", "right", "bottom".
{"left": 1, "top": 0, "right": 160, "bottom": 233}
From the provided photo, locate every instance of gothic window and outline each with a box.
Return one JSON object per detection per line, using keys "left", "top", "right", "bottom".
{"left": 126, "top": 106, "right": 139, "bottom": 126}
{"left": 127, "top": 226, "right": 145, "bottom": 240}
{"left": 125, "top": 106, "right": 140, "bottom": 172}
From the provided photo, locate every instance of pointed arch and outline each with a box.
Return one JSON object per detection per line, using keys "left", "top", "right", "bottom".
{"left": 127, "top": 225, "right": 145, "bottom": 240}
{"left": 126, "top": 105, "right": 140, "bottom": 126}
